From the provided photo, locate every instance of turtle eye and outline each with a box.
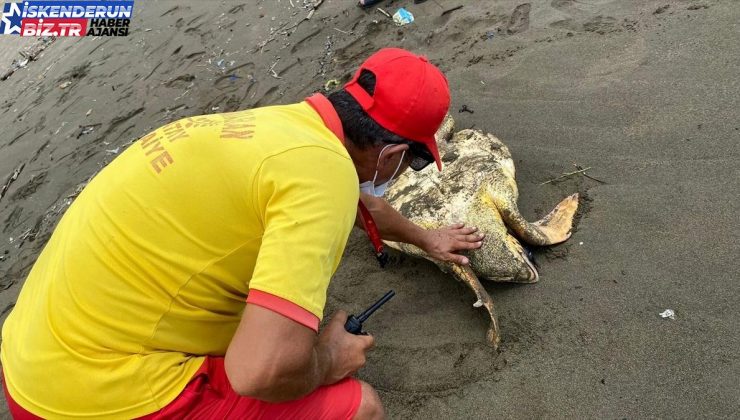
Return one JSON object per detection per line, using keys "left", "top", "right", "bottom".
{"left": 523, "top": 246, "right": 539, "bottom": 269}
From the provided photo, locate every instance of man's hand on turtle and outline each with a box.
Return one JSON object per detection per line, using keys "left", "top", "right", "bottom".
{"left": 418, "top": 223, "right": 484, "bottom": 265}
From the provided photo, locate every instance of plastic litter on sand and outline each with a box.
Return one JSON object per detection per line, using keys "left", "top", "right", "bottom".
{"left": 393, "top": 8, "right": 414, "bottom": 26}
{"left": 659, "top": 309, "right": 676, "bottom": 320}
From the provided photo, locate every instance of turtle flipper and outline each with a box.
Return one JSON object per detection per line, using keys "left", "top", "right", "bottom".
{"left": 383, "top": 240, "right": 427, "bottom": 259}
{"left": 449, "top": 263, "right": 500, "bottom": 349}
{"left": 532, "top": 193, "right": 580, "bottom": 243}
{"left": 384, "top": 240, "right": 500, "bottom": 348}
{"left": 491, "top": 192, "right": 579, "bottom": 246}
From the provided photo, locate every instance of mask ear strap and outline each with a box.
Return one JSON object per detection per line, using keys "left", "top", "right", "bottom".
{"left": 372, "top": 144, "right": 393, "bottom": 185}
{"left": 388, "top": 150, "right": 406, "bottom": 183}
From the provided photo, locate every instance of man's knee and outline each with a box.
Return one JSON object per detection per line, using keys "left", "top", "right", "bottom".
{"left": 353, "top": 381, "right": 384, "bottom": 420}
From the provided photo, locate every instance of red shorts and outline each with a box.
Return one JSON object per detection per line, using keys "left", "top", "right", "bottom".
{"left": 3, "top": 358, "right": 362, "bottom": 420}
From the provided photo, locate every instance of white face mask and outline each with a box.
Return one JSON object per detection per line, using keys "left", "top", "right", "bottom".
{"left": 359, "top": 145, "right": 406, "bottom": 197}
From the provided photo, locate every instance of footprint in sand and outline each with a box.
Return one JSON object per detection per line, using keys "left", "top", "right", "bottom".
{"left": 548, "top": 0, "right": 622, "bottom": 32}
{"left": 10, "top": 172, "right": 47, "bottom": 202}
{"left": 2, "top": 207, "right": 23, "bottom": 234}
{"left": 583, "top": 15, "right": 619, "bottom": 34}
{"left": 507, "top": 3, "right": 531, "bottom": 35}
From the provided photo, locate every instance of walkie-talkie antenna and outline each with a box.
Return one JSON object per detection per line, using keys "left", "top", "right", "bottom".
{"left": 344, "top": 290, "right": 396, "bottom": 335}
{"left": 358, "top": 290, "right": 395, "bottom": 322}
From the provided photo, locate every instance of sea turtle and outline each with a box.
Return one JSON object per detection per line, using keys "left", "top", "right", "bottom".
{"left": 384, "top": 116, "right": 579, "bottom": 349}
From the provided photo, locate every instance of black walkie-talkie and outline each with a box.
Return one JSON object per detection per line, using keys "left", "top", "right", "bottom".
{"left": 344, "top": 290, "right": 395, "bottom": 335}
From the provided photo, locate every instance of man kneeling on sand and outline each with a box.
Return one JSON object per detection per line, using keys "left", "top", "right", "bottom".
{"left": 1, "top": 48, "right": 484, "bottom": 419}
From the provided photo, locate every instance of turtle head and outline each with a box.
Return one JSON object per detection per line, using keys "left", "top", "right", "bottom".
{"left": 433, "top": 115, "right": 455, "bottom": 160}
{"left": 504, "top": 234, "right": 539, "bottom": 283}
{"left": 435, "top": 114, "right": 455, "bottom": 143}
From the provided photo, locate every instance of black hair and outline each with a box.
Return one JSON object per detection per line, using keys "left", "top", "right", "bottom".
{"left": 327, "top": 70, "right": 411, "bottom": 150}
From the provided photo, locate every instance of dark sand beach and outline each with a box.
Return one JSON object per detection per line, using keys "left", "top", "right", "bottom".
{"left": 0, "top": 0, "right": 738, "bottom": 418}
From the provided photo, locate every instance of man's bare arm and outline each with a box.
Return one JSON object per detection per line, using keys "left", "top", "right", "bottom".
{"left": 224, "top": 305, "right": 373, "bottom": 402}
{"left": 357, "top": 193, "right": 484, "bottom": 265}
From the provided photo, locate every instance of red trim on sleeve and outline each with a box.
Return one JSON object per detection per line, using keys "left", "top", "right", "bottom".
{"left": 306, "top": 93, "right": 345, "bottom": 144}
{"left": 246, "top": 290, "right": 320, "bottom": 332}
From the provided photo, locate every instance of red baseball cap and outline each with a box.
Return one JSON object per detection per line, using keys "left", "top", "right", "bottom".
{"left": 344, "top": 48, "right": 450, "bottom": 171}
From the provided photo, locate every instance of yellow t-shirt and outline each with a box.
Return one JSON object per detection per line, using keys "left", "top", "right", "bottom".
{"left": 1, "top": 99, "right": 358, "bottom": 418}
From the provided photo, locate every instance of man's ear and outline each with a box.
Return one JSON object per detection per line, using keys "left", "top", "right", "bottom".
{"left": 377, "top": 144, "right": 409, "bottom": 170}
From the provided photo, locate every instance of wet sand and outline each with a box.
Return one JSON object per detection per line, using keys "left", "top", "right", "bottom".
{"left": 1, "top": 1, "right": 738, "bottom": 418}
